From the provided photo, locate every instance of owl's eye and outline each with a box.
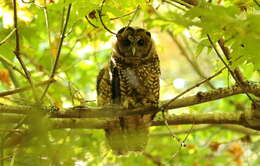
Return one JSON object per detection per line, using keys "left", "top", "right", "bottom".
{"left": 137, "top": 39, "right": 144, "bottom": 46}
{"left": 122, "top": 39, "right": 131, "bottom": 46}
{"left": 146, "top": 32, "right": 151, "bottom": 37}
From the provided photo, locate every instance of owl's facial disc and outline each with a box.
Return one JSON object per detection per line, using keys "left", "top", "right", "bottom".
{"left": 116, "top": 27, "right": 152, "bottom": 60}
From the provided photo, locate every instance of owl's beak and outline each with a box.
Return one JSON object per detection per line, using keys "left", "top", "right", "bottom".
{"left": 132, "top": 47, "right": 136, "bottom": 56}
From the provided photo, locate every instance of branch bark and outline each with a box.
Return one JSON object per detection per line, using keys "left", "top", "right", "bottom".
{"left": 0, "top": 82, "right": 259, "bottom": 118}
{"left": 0, "top": 82, "right": 260, "bottom": 130}
{"left": 218, "top": 39, "right": 245, "bottom": 83}
{"left": 2, "top": 111, "right": 260, "bottom": 131}
{"left": 47, "top": 111, "right": 260, "bottom": 130}
{"left": 13, "top": 0, "right": 38, "bottom": 102}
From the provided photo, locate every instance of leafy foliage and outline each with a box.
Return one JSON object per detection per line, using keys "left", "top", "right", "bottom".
{"left": 0, "top": 0, "right": 259, "bottom": 165}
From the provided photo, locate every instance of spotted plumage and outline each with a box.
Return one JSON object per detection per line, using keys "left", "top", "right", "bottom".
{"left": 96, "top": 27, "right": 160, "bottom": 154}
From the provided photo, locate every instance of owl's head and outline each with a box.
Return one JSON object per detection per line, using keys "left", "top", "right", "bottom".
{"left": 113, "top": 27, "right": 155, "bottom": 63}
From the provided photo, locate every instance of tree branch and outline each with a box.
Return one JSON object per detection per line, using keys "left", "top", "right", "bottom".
{"left": 0, "top": 82, "right": 259, "bottom": 117}
{"left": 218, "top": 38, "right": 245, "bottom": 83}
{"left": 0, "top": 28, "right": 16, "bottom": 46}
{"left": 2, "top": 111, "right": 260, "bottom": 131}
{"left": 160, "top": 66, "right": 225, "bottom": 112}
{"left": 13, "top": 0, "right": 38, "bottom": 102}
{"left": 167, "top": 31, "right": 215, "bottom": 89}
{"left": 254, "top": 0, "right": 260, "bottom": 7}
{"left": 0, "top": 55, "right": 26, "bottom": 78}
{"left": 150, "top": 124, "right": 260, "bottom": 137}
{"left": 51, "top": 111, "right": 259, "bottom": 130}
{"left": 207, "top": 34, "right": 256, "bottom": 104}
{"left": 143, "top": 152, "right": 165, "bottom": 166}
{"left": 168, "top": 0, "right": 193, "bottom": 8}
{"left": 163, "top": 0, "right": 187, "bottom": 11}
{"left": 98, "top": 0, "right": 116, "bottom": 35}
{"left": 218, "top": 124, "right": 260, "bottom": 135}
{"left": 0, "top": 79, "right": 56, "bottom": 97}
{"left": 150, "top": 125, "right": 212, "bottom": 136}
{"left": 2, "top": 62, "right": 21, "bottom": 90}
{"left": 40, "top": 3, "right": 72, "bottom": 102}
{"left": 152, "top": 112, "right": 245, "bottom": 126}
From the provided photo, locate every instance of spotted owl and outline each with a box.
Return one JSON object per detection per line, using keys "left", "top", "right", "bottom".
{"left": 96, "top": 27, "right": 160, "bottom": 154}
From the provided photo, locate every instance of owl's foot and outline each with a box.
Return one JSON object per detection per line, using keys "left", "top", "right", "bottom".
{"left": 122, "top": 97, "right": 136, "bottom": 108}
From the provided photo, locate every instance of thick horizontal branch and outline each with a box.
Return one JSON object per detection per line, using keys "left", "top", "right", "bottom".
{"left": 47, "top": 112, "right": 260, "bottom": 131}
{"left": 0, "top": 82, "right": 259, "bottom": 119}
{"left": 2, "top": 111, "right": 259, "bottom": 131}
{"left": 0, "top": 82, "right": 259, "bottom": 131}
{"left": 152, "top": 112, "right": 246, "bottom": 126}
{"left": 0, "top": 111, "right": 247, "bottom": 128}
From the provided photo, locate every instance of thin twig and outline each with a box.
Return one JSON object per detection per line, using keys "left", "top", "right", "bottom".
{"left": 143, "top": 152, "right": 166, "bottom": 166}
{"left": 0, "top": 28, "right": 16, "bottom": 46}
{"left": 65, "top": 73, "right": 75, "bottom": 106}
{"left": 162, "top": 0, "right": 187, "bottom": 11}
{"left": 0, "top": 129, "right": 23, "bottom": 132}
{"left": 167, "top": 124, "right": 194, "bottom": 162}
{"left": 207, "top": 35, "right": 239, "bottom": 83}
{"left": 218, "top": 38, "right": 245, "bottom": 82}
{"left": 13, "top": 0, "right": 38, "bottom": 102}
{"left": 3, "top": 116, "right": 28, "bottom": 152}
{"left": 126, "top": 5, "right": 141, "bottom": 28}
{"left": 43, "top": 0, "right": 53, "bottom": 57}
{"left": 0, "top": 55, "right": 26, "bottom": 78}
{"left": 85, "top": 16, "right": 99, "bottom": 28}
{"left": 0, "top": 155, "right": 12, "bottom": 162}
{"left": 167, "top": 31, "right": 215, "bottom": 89}
{"left": 21, "top": 0, "right": 34, "bottom": 3}
{"left": 59, "top": 3, "right": 66, "bottom": 35}
{"left": 110, "top": 9, "right": 139, "bottom": 20}
{"left": 162, "top": 112, "right": 181, "bottom": 143}
{"left": 179, "top": 32, "right": 246, "bottom": 110}
{"left": 2, "top": 62, "right": 20, "bottom": 89}
{"left": 168, "top": 0, "right": 193, "bottom": 8}
{"left": 163, "top": 102, "right": 194, "bottom": 161}
{"left": 22, "top": 49, "right": 83, "bottom": 103}
{"left": 65, "top": 20, "right": 82, "bottom": 37}
{"left": 10, "top": 147, "right": 17, "bottom": 166}
{"left": 207, "top": 34, "right": 255, "bottom": 104}
{"left": 162, "top": 111, "right": 183, "bottom": 160}
{"left": 254, "top": 0, "right": 260, "bottom": 7}
{"left": 160, "top": 66, "right": 226, "bottom": 110}
{"left": 150, "top": 125, "right": 211, "bottom": 136}
{"left": 0, "top": 79, "right": 55, "bottom": 97}
{"left": 40, "top": 4, "right": 72, "bottom": 102}
{"left": 98, "top": 0, "right": 116, "bottom": 35}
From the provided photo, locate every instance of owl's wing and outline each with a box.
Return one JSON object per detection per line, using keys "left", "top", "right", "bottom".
{"left": 111, "top": 65, "right": 121, "bottom": 104}
{"left": 96, "top": 66, "right": 112, "bottom": 106}
{"left": 97, "top": 65, "right": 126, "bottom": 154}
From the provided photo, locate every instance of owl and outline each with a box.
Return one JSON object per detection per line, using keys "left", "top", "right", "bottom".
{"left": 96, "top": 27, "right": 160, "bottom": 154}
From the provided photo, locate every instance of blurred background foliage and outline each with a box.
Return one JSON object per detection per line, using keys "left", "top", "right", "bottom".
{"left": 0, "top": 0, "right": 259, "bottom": 165}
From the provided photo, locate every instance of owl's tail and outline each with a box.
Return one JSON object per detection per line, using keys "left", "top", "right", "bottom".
{"left": 105, "top": 115, "right": 151, "bottom": 155}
